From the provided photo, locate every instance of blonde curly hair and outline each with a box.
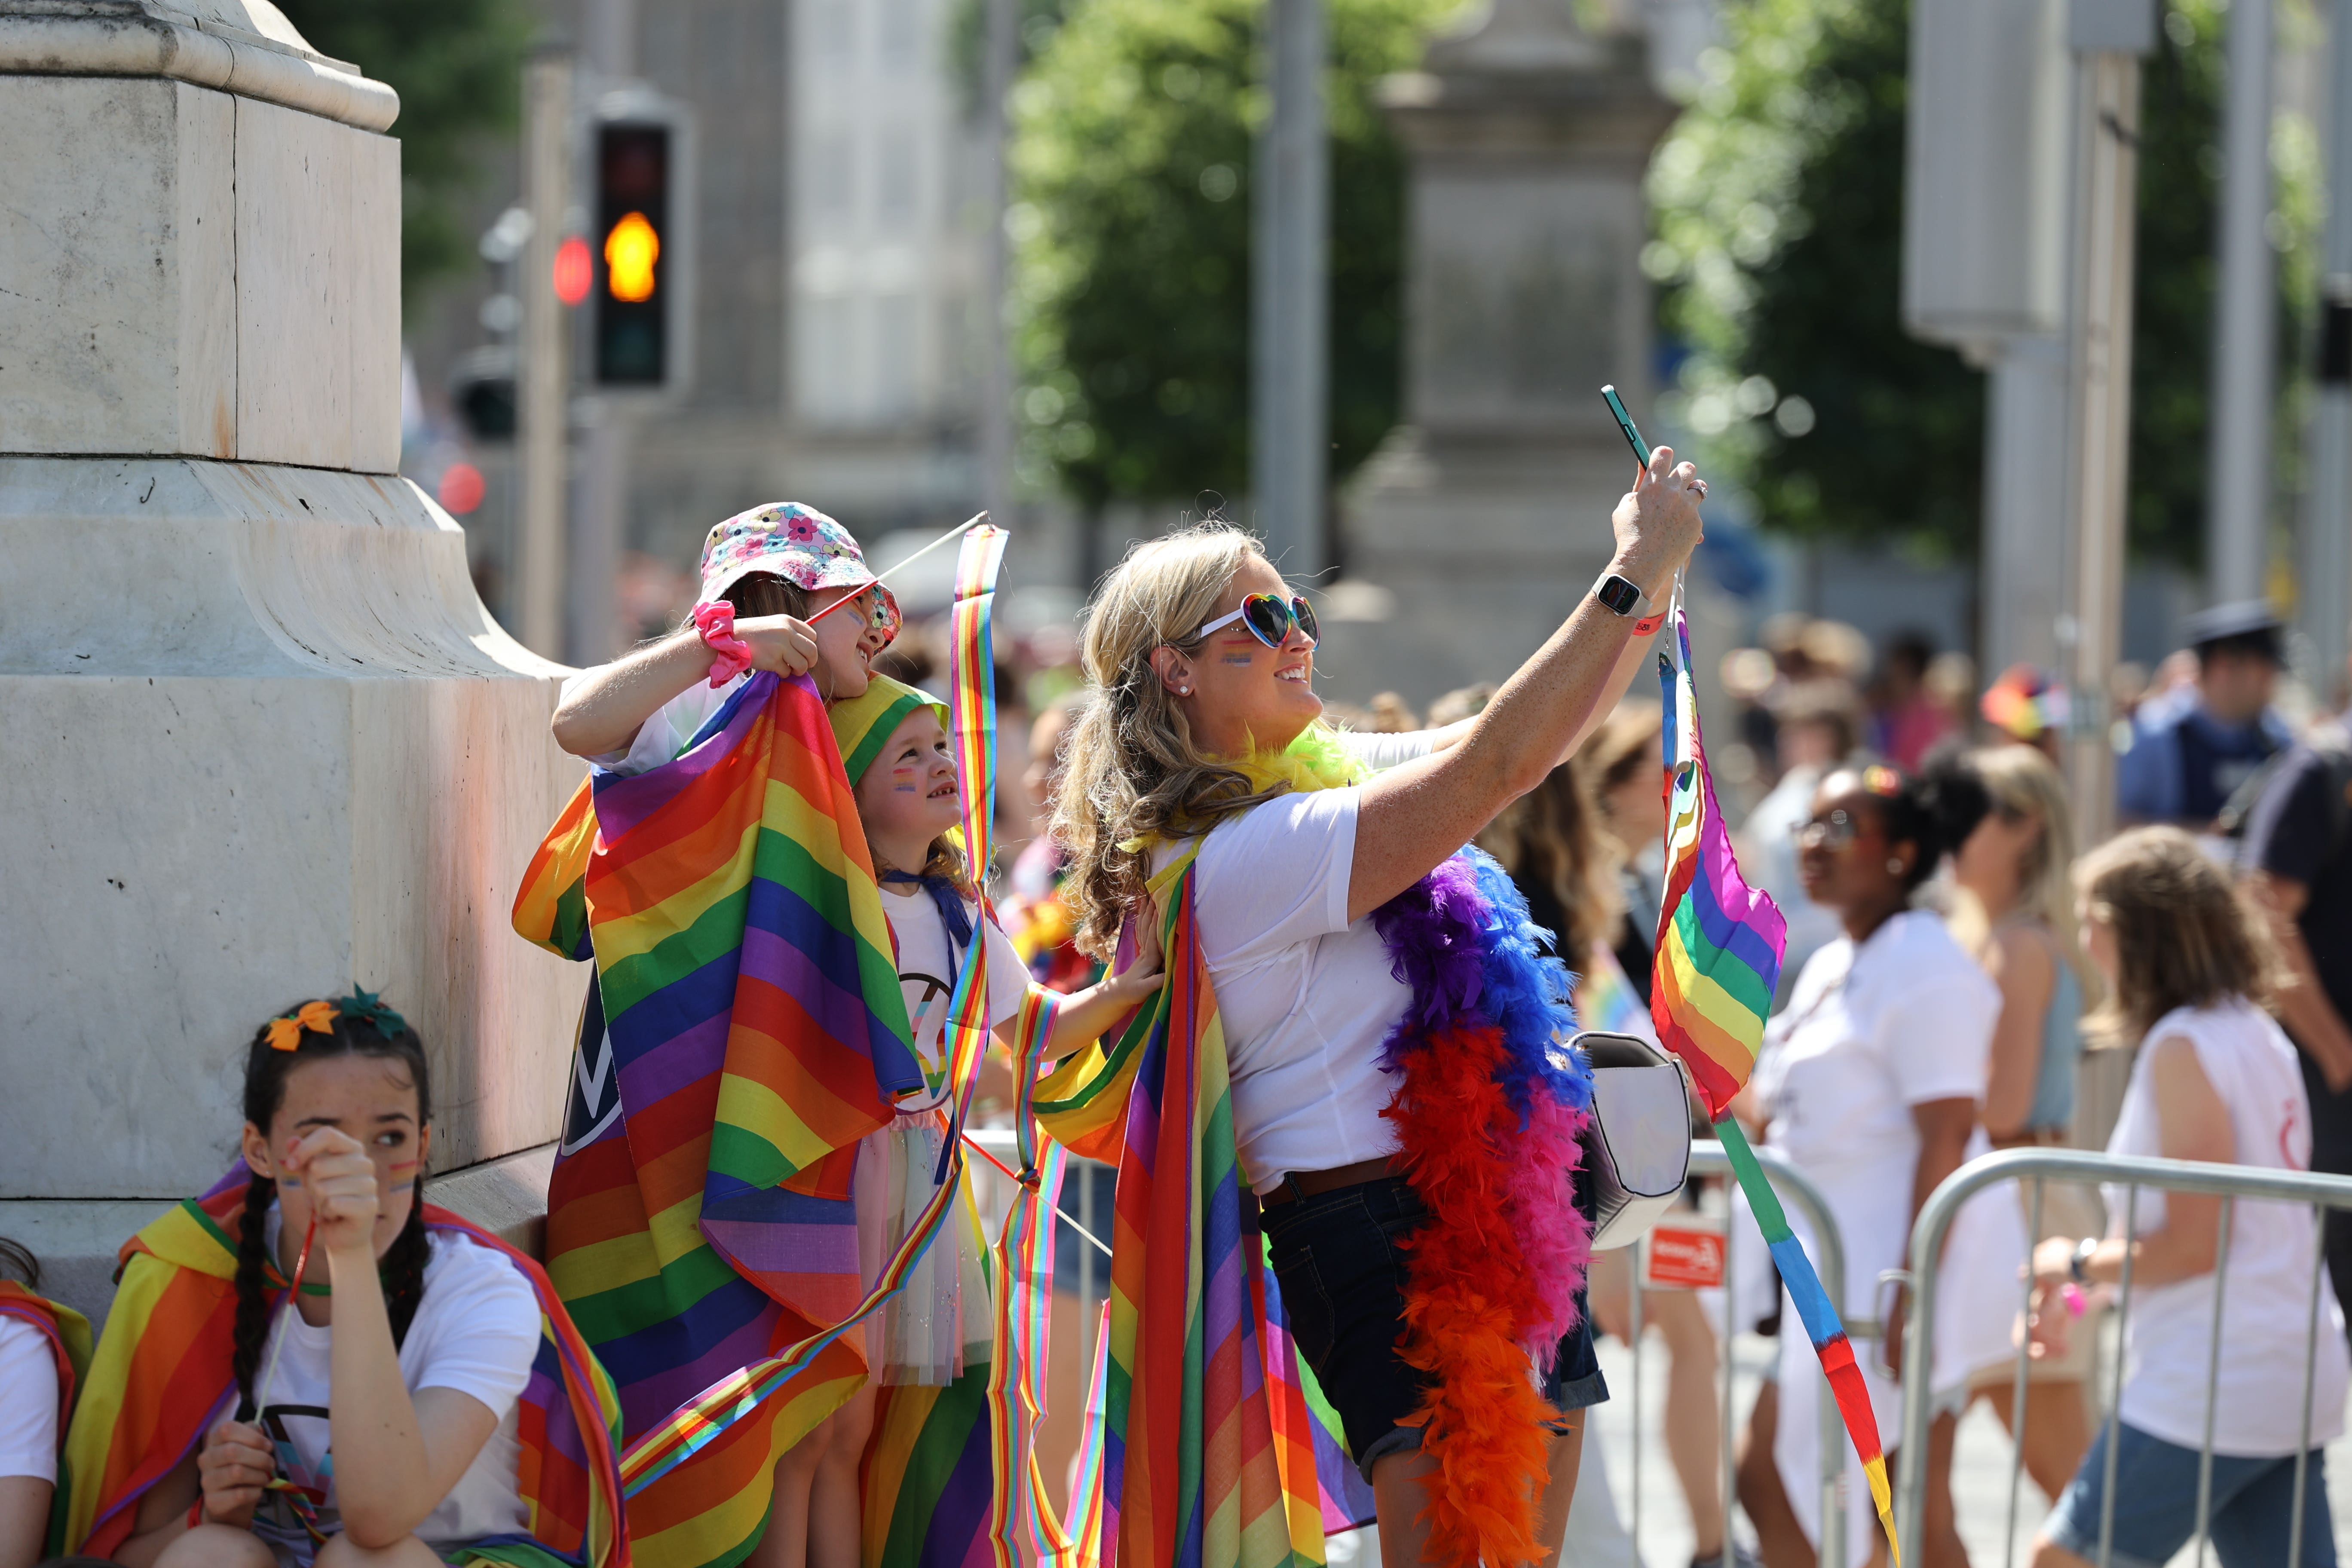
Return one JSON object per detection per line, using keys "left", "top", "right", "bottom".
{"left": 1051, "top": 525, "right": 1306, "bottom": 958}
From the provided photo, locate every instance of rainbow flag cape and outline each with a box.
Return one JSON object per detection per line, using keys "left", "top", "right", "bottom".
{"left": 1032, "top": 849, "right": 1375, "bottom": 1568}
{"left": 57, "top": 1173, "right": 625, "bottom": 1568}
{"left": 2, "top": 1280, "right": 89, "bottom": 1554}
{"left": 521, "top": 668, "right": 926, "bottom": 1568}
{"left": 1648, "top": 604, "right": 1896, "bottom": 1562}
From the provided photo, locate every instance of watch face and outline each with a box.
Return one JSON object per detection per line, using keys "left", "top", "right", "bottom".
{"left": 1596, "top": 575, "right": 1641, "bottom": 615}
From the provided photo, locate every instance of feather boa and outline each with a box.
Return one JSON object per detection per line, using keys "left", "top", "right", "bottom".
{"left": 1372, "top": 849, "right": 1594, "bottom": 1568}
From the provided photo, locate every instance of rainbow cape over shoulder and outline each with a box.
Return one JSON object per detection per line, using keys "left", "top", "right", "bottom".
{"left": 1032, "top": 847, "right": 1375, "bottom": 1568}
{"left": 57, "top": 1172, "right": 625, "bottom": 1568}
{"left": 524, "top": 669, "right": 925, "bottom": 1568}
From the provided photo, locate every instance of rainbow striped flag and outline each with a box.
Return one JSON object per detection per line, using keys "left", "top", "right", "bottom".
{"left": 1032, "top": 850, "right": 1374, "bottom": 1568}
{"left": 3, "top": 1280, "right": 88, "bottom": 1553}
{"left": 1648, "top": 606, "right": 1898, "bottom": 1562}
{"left": 57, "top": 1173, "right": 625, "bottom": 1568}
{"left": 522, "top": 668, "right": 925, "bottom": 1568}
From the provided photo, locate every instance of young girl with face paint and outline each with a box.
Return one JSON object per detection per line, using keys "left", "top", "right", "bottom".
{"left": 775, "top": 677, "right": 1165, "bottom": 1567}
{"left": 74, "top": 998, "right": 615, "bottom": 1568}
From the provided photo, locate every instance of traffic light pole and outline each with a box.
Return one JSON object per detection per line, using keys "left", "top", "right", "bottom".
{"left": 978, "top": 0, "right": 1019, "bottom": 550}
{"left": 517, "top": 49, "right": 574, "bottom": 660}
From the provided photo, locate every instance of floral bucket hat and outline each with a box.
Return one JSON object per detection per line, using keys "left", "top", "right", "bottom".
{"left": 698, "top": 502, "right": 902, "bottom": 646}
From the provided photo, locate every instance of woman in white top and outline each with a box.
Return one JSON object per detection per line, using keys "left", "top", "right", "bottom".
{"left": 0, "top": 1239, "right": 64, "bottom": 1568}
{"left": 112, "top": 1000, "right": 544, "bottom": 1568}
{"left": 2027, "top": 827, "right": 2349, "bottom": 1568}
{"left": 1737, "top": 763, "right": 2012, "bottom": 1568}
{"left": 1049, "top": 446, "right": 1708, "bottom": 1566}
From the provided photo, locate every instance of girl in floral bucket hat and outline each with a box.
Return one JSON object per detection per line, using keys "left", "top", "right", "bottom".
{"left": 551, "top": 501, "right": 902, "bottom": 770}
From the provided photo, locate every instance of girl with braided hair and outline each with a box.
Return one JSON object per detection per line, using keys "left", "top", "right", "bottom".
{"left": 62, "top": 996, "right": 623, "bottom": 1568}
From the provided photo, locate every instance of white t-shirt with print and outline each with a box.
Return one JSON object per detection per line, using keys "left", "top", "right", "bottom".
{"left": 0, "top": 1314, "right": 58, "bottom": 1482}
{"left": 882, "top": 882, "right": 1031, "bottom": 1082}
{"left": 2105, "top": 999, "right": 2351, "bottom": 1455}
{"left": 569, "top": 670, "right": 742, "bottom": 777}
{"left": 253, "top": 1212, "right": 540, "bottom": 1549}
{"left": 1152, "top": 729, "right": 1441, "bottom": 1195}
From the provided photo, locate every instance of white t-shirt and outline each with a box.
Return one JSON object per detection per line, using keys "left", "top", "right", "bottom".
{"left": 882, "top": 883, "right": 1030, "bottom": 1090}
{"left": 253, "top": 1212, "right": 541, "bottom": 1548}
{"left": 0, "top": 1314, "right": 58, "bottom": 1482}
{"left": 570, "top": 670, "right": 741, "bottom": 777}
{"left": 1155, "top": 729, "right": 1441, "bottom": 1194}
{"left": 1752, "top": 909, "right": 2002, "bottom": 1567}
{"left": 2105, "top": 999, "right": 2352, "bottom": 1455}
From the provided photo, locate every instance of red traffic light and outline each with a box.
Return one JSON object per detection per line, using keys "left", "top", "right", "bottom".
{"left": 553, "top": 235, "right": 592, "bottom": 306}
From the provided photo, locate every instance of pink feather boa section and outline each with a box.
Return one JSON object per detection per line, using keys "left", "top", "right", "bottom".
{"left": 1374, "top": 849, "right": 1597, "bottom": 1565}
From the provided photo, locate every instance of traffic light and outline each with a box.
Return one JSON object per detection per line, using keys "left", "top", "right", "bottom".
{"left": 594, "top": 120, "right": 671, "bottom": 386}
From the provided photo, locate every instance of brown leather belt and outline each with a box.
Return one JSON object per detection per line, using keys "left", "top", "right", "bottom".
{"left": 1988, "top": 1128, "right": 2069, "bottom": 1152}
{"left": 1260, "top": 1156, "right": 1399, "bottom": 1207}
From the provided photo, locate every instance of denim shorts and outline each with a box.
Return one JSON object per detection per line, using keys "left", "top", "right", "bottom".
{"left": 1259, "top": 1173, "right": 1608, "bottom": 1482}
{"left": 2043, "top": 1420, "right": 2337, "bottom": 1568}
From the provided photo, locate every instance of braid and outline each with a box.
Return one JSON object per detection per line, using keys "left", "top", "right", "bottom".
{"left": 230, "top": 1170, "right": 279, "bottom": 1416}
{"left": 382, "top": 1172, "right": 431, "bottom": 1350}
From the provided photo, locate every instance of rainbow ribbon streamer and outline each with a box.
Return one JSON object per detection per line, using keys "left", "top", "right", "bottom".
{"left": 938, "top": 522, "right": 1088, "bottom": 1567}
{"left": 1648, "top": 601, "right": 1899, "bottom": 1564}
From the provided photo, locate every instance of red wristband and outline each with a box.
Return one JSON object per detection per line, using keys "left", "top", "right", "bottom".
{"left": 1631, "top": 610, "right": 1667, "bottom": 637}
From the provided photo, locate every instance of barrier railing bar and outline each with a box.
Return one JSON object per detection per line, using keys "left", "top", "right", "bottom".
{"left": 2001, "top": 1176, "right": 2044, "bottom": 1568}
{"left": 2190, "top": 1194, "right": 2234, "bottom": 1568}
{"left": 977, "top": 1129, "right": 1862, "bottom": 1564}
{"left": 1688, "top": 1141, "right": 1849, "bottom": 1568}
{"left": 2096, "top": 1184, "right": 2135, "bottom": 1568}
{"left": 1893, "top": 1148, "right": 2352, "bottom": 1565}
{"left": 2289, "top": 1211, "right": 2324, "bottom": 1568}
{"left": 1628, "top": 1257, "right": 1645, "bottom": 1568}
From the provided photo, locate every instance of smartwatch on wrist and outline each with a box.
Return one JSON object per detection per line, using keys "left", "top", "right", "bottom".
{"left": 1592, "top": 572, "right": 1667, "bottom": 637}
{"left": 2069, "top": 1236, "right": 2098, "bottom": 1284}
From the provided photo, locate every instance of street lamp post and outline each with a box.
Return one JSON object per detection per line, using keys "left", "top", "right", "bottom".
{"left": 1251, "top": 0, "right": 1329, "bottom": 581}
{"left": 2062, "top": 0, "right": 2156, "bottom": 847}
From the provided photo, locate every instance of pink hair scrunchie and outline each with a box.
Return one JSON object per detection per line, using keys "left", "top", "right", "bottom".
{"left": 692, "top": 600, "right": 756, "bottom": 689}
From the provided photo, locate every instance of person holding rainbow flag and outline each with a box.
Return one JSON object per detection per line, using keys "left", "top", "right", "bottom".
{"left": 1039, "top": 441, "right": 1706, "bottom": 1568}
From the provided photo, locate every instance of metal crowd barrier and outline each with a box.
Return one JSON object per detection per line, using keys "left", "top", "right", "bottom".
{"left": 966, "top": 1129, "right": 1862, "bottom": 1568}
{"left": 1893, "top": 1148, "right": 2352, "bottom": 1568}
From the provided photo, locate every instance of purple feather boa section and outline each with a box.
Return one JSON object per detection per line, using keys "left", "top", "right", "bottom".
{"left": 1372, "top": 845, "right": 1596, "bottom": 1363}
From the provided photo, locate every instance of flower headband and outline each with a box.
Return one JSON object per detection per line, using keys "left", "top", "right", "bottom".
{"left": 1859, "top": 764, "right": 1903, "bottom": 796}
{"left": 265, "top": 989, "right": 410, "bottom": 1051}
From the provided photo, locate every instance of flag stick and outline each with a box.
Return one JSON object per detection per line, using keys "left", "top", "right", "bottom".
{"left": 806, "top": 511, "right": 992, "bottom": 622}
{"left": 250, "top": 1213, "right": 318, "bottom": 1416}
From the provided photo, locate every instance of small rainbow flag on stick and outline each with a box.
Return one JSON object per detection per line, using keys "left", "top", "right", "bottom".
{"left": 1650, "top": 603, "right": 1899, "bottom": 1565}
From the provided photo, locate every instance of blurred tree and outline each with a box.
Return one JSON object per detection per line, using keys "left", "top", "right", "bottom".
{"left": 1008, "top": 0, "right": 1464, "bottom": 511}
{"left": 1645, "top": 0, "right": 2314, "bottom": 570}
{"left": 275, "top": 0, "right": 534, "bottom": 307}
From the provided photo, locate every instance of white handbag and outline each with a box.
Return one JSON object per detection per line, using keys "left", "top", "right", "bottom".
{"left": 1574, "top": 1029, "right": 1694, "bottom": 1250}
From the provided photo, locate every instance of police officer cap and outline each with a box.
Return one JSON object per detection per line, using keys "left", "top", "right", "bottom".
{"left": 2181, "top": 599, "right": 2282, "bottom": 658}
